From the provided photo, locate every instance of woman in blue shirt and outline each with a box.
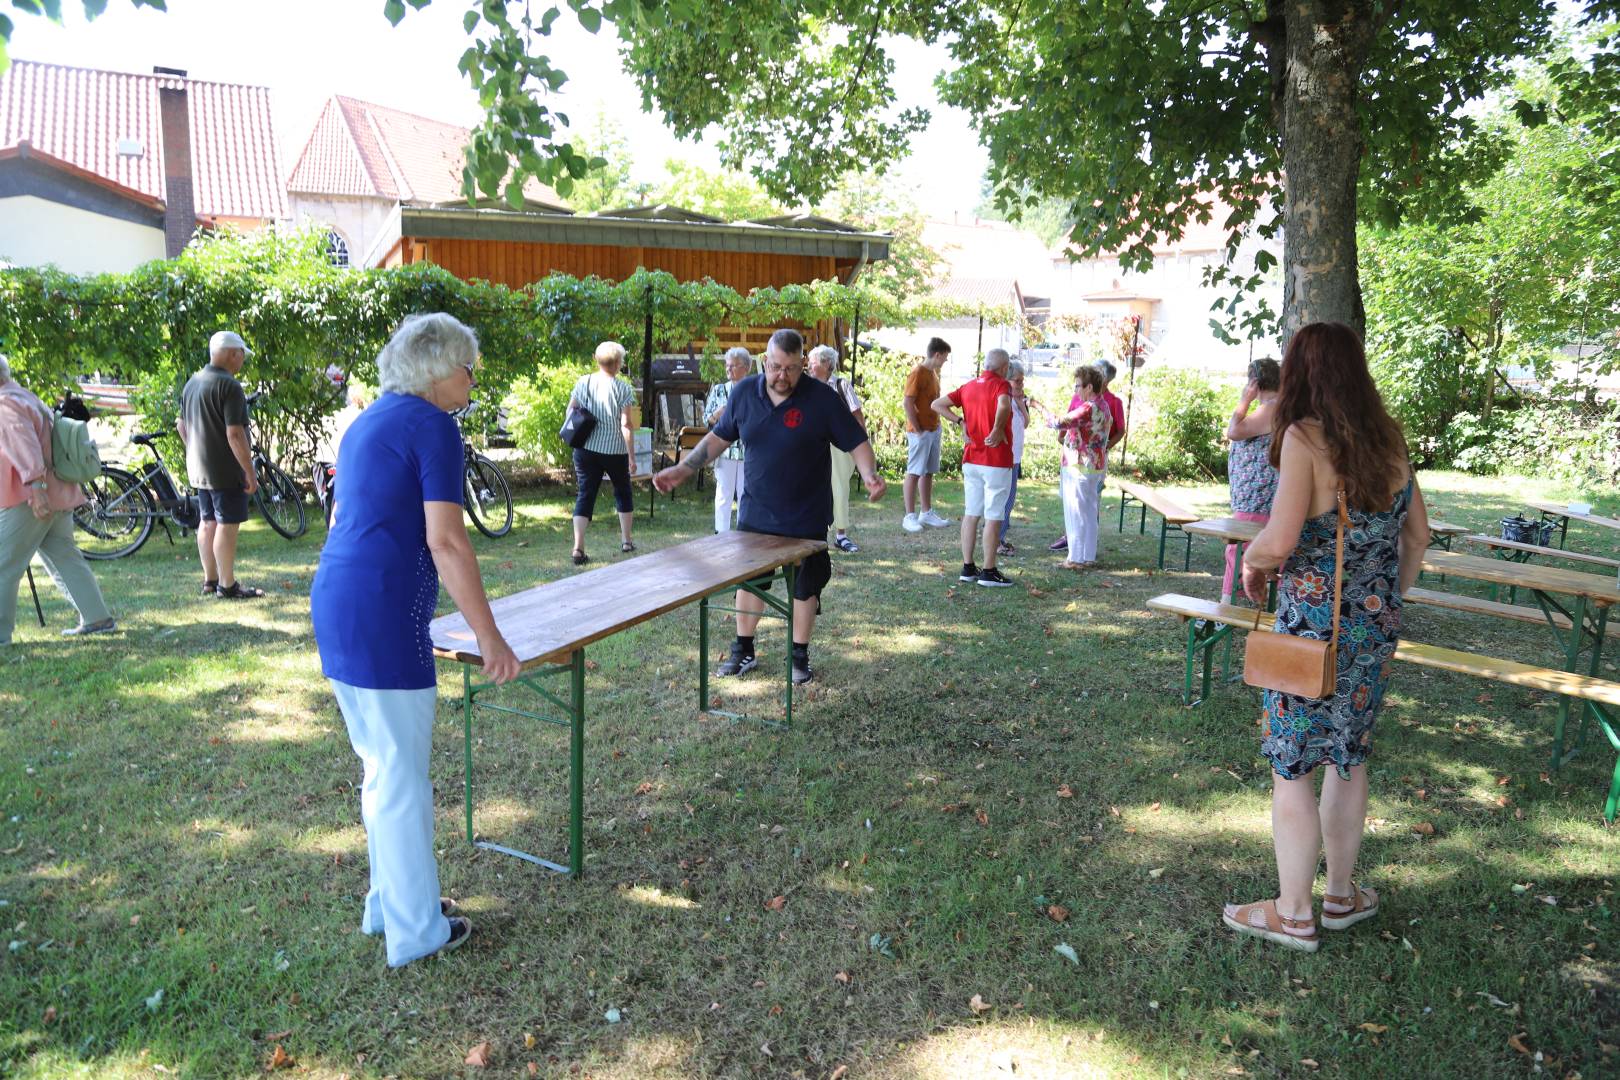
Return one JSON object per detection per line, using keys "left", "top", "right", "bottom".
{"left": 310, "top": 313, "right": 519, "bottom": 967}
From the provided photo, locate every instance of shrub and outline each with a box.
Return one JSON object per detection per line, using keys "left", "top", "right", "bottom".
{"left": 1127, "top": 368, "right": 1227, "bottom": 481}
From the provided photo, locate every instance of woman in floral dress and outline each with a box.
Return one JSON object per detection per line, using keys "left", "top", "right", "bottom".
{"left": 1229, "top": 322, "right": 1429, "bottom": 952}
{"left": 1223, "top": 357, "right": 1281, "bottom": 602}
{"left": 1052, "top": 365, "right": 1111, "bottom": 569}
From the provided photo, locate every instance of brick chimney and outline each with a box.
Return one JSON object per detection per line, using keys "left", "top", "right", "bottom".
{"left": 155, "top": 66, "right": 195, "bottom": 258}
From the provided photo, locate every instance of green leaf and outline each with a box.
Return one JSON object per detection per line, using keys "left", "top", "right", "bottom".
{"left": 577, "top": 5, "right": 600, "bottom": 33}
{"left": 463, "top": 9, "right": 479, "bottom": 33}
{"left": 382, "top": 0, "right": 406, "bottom": 27}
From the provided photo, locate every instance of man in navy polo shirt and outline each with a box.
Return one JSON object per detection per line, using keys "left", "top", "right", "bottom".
{"left": 654, "top": 328, "right": 885, "bottom": 684}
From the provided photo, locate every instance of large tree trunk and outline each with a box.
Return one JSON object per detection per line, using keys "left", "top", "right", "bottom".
{"left": 1277, "top": 0, "right": 1375, "bottom": 345}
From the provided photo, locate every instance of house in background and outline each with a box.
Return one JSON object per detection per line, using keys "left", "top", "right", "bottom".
{"left": 285, "top": 95, "right": 572, "bottom": 270}
{"left": 0, "top": 59, "right": 286, "bottom": 275}
{"left": 1047, "top": 196, "right": 1284, "bottom": 375}
{"left": 869, "top": 216, "right": 1050, "bottom": 369}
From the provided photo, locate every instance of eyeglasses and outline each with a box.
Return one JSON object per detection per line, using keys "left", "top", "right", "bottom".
{"left": 462, "top": 361, "right": 477, "bottom": 383}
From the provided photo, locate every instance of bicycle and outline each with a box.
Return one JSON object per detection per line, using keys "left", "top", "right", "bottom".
{"left": 244, "top": 392, "right": 307, "bottom": 540}
{"left": 452, "top": 403, "right": 513, "bottom": 538}
{"left": 73, "top": 431, "right": 200, "bottom": 560}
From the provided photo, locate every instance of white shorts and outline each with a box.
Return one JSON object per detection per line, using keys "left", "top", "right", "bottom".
{"left": 962, "top": 463, "right": 1013, "bottom": 519}
{"left": 905, "top": 429, "right": 942, "bottom": 475}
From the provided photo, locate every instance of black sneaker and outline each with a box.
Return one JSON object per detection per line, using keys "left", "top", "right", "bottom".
{"left": 976, "top": 566, "right": 1014, "bottom": 587}
{"left": 959, "top": 562, "right": 980, "bottom": 582}
{"left": 716, "top": 643, "right": 757, "bottom": 677}
{"left": 834, "top": 535, "right": 859, "bottom": 553}
{"left": 434, "top": 916, "right": 472, "bottom": 957}
{"left": 791, "top": 655, "right": 815, "bottom": 685}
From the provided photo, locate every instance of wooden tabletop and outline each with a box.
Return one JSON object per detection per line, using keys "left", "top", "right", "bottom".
{"left": 1529, "top": 500, "right": 1620, "bottom": 531}
{"left": 1420, "top": 549, "right": 1620, "bottom": 606}
{"left": 1183, "top": 517, "right": 1262, "bottom": 542}
{"left": 431, "top": 532, "right": 828, "bottom": 670}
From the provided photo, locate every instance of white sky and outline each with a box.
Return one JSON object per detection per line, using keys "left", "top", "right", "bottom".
{"left": 12, "top": 0, "right": 988, "bottom": 218}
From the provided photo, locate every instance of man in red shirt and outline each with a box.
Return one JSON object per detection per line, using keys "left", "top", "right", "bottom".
{"left": 931, "top": 348, "right": 1015, "bottom": 587}
{"left": 1098, "top": 360, "right": 1126, "bottom": 454}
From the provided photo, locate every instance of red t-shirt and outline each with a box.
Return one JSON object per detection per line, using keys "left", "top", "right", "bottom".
{"left": 947, "top": 374, "right": 1014, "bottom": 469}
{"left": 1102, "top": 390, "right": 1125, "bottom": 440}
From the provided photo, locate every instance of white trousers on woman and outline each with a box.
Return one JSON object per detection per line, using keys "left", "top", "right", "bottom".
{"left": 330, "top": 679, "right": 451, "bottom": 966}
{"left": 1061, "top": 467, "right": 1105, "bottom": 563}
{"left": 713, "top": 457, "right": 745, "bottom": 533}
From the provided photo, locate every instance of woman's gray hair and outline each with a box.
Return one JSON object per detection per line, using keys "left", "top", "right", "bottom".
{"left": 1006, "top": 360, "right": 1025, "bottom": 380}
{"left": 0, "top": 354, "right": 11, "bottom": 383}
{"left": 724, "top": 347, "right": 754, "bottom": 370}
{"left": 595, "top": 341, "right": 627, "bottom": 367}
{"left": 807, "top": 344, "right": 840, "bottom": 370}
{"left": 377, "top": 313, "right": 478, "bottom": 397}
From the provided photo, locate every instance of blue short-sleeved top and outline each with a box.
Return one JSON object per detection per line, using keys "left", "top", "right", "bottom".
{"left": 711, "top": 373, "right": 868, "bottom": 540}
{"left": 310, "top": 392, "right": 465, "bottom": 690}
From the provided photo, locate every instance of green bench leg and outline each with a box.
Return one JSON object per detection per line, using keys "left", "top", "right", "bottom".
{"left": 1182, "top": 618, "right": 1229, "bottom": 707}
{"left": 698, "top": 564, "right": 798, "bottom": 728}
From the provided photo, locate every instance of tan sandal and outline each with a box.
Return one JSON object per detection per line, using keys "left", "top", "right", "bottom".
{"left": 1321, "top": 884, "right": 1379, "bottom": 930}
{"left": 1222, "top": 899, "right": 1319, "bottom": 952}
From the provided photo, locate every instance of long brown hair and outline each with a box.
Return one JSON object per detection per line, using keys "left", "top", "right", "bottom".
{"left": 1269, "top": 322, "right": 1408, "bottom": 512}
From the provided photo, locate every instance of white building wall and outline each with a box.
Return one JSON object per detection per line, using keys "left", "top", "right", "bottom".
{"left": 286, "top": 192, "right": 396, "bottom": 266}
{"left": 0, "top": 195, "right": 165, "bottom": 273}
{"left": 867, "top": 319, "right": 1023, "bottom": 365}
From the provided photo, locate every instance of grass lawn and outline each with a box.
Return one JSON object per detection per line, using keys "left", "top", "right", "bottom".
{"left": 1, "top": 469, "right": 1616, "bottom": 1079}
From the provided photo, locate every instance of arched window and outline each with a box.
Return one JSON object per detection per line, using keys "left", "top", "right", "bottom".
{"left": 324, "top": 230, "right": 351, "bottom": 269}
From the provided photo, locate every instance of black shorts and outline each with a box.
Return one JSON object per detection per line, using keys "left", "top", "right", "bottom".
{"left": 197, "top": 487, "right": 250, "bottom": 525}
{"left": 740, "top": 529, "right": 832, "bottom": 602}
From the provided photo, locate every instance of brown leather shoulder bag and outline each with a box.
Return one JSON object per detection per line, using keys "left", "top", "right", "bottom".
{"left": 1242, "top": 488, "right": 1346, "bottom": 699}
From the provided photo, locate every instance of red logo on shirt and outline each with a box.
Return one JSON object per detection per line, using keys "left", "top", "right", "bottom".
{"left": 783, "top": 408, "right": 804, "bottom": 429}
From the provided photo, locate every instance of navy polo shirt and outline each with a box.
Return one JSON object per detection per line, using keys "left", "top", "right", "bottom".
{"left": 710, "top": 373, "right": 869, "bottom": 540}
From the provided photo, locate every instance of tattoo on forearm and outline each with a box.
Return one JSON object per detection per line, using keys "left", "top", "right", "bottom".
{"left": 683, "top": 442, "right": 714, "bottom": 470}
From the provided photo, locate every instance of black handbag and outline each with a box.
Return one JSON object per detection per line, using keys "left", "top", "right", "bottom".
{"left": 559, "top": 404, "right": 597, "bottom": 449}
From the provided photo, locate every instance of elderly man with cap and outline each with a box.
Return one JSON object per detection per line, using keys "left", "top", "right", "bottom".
{"left": 177, "top": 330, "right": 263, "bottom": 600}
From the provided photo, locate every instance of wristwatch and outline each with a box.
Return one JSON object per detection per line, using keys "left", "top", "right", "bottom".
{"left": 29, "top": 480, "right": 48, "bottom": 491}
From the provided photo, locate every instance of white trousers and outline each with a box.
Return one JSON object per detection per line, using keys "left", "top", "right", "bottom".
{"left": 713, "top": 457, "right": 745, "bottom": 533}
{"left": 829, "top": 446, "right": 855, "bottom": 531}
{"left": 1062, "top": 467, "right": 1105, "bottom": 563}
{"left": 330, "top": 679, "right": 451, "bottom": 966}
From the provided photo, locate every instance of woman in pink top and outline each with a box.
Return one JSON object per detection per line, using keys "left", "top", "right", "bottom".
{"left": 1051, "top": 365, "right": 1112, "bottom": 569}
{"left": 0, "top": 356, "right": 114, "bottom": 644}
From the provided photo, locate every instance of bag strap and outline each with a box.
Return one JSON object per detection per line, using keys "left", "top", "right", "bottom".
{"left": 1329, "top": 485, "right": 1347, "bottom": 654}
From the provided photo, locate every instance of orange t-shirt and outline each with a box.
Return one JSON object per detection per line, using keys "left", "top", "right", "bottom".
{"left": 903, "top": 364, "right": 941, "bottom": 433}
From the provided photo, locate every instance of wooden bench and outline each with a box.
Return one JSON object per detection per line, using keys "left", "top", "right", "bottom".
{"left": 74, "top": 381, "right": 139, "bottom": 416}
{"left": 1405, "top": 587, "right": 1573, "bottom": 630}
{"left": 1463, "top": 534, "right": 1620, "bottom": 605}
{"left": 431, "top": 531, "right": 826, "bottom": 876}
{"left": 1147, "top": 592, "right": 1620, "bottom": 821}
{"left": 1113, "top": 478, "right": 1199, "bottom": 570}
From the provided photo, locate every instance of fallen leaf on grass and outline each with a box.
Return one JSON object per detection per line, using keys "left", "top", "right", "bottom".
{"left": 523, "top": 1032, "right": 536, "bottom": 1049}
{"left": 634, "top": 781, "right": 653, "bottom": 796}
{"left": 1149, "top": 802, "right": 1161, "bottom": 812}
{"left": 968, "top": 994, "right": 992, "bottom": 1014}
{"left": 464, "top": 1042, "right": 492, "bottom": 1068}
{"left": 1047, "top": 904, "right": 1070, "bottom": 923}
{"left": 939, "top": 803, "right": 962, "bottom": 813}
{"left": 1475, "top": 992, "right": 1515, "bottom": 1010}
{"left": 834, "top": 970, "right": 851, "bottom": 984}
{"left": 975, "top": 808, "right": 990, "bottom": 826}
{"left": 1056, "top": 784, "right": 1074, "bottom": 798}
{"left": 764, "top": 895, "right": 786, "bottom": 912}
{"left": 1508, "top": 1033, "right": 1531, "bottom": 1056}
{"left": 263, "top": 1030, "right": 291, "bottom": 1042}
{"left": 830, "top": 1066, "right": 849, "bottom": 1080}
{"left": 1496, "top": 775, "right": 1511, "bottom": 786}
{"left": 1410, "top": 822, "right": 1436, "bottom": 836}
{"left": 1299, "top": 1058, "right": 1320, "bottom": 1069}
{"left": 41, "top": 1006, "right": 55, "bottom": 1024}
{"left": 528, "top": 1063, "right": 539, "bottom": 1077}
{"left": 1148, "top": 867, "right": 1165, "bottom": 880}
{"left": 1357, "top": 1023, "right": 1388, "bottom": 1034}
{"left": 265, "top": 1044, "right": 295, "bottom": 1071}
{"left": 1054, "top": 943, "right": 1079, "bottom": 965}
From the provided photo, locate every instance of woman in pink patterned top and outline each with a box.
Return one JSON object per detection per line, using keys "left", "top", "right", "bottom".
{"left": 1051, "top": 365, "right": 1112, "bottom": 569}
{"left": 0, "top": 355, "right": 114, "bottom": 643}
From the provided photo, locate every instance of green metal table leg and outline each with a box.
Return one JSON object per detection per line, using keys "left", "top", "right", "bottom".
{"left": 1118, "top": 490, "right": 1127, "bottom": 532}
{"left": 568, "top": 648, "right": 585, "bottom": 878}
{"left": 1182, "top": 528, "right": 1192, "bottom": 572}
{"left": 1139, "top": 500, "right": 1148, "bottom": 536}
{"left": 698, "top": 593, "right": 710, "bottom": 712}
{"left": 1552, "top": 594, "right": 1591, "bottom": 769}
{"left": 464, "top": 664, "right": 475, "bottom": 845}
{"left": 1157, "top": 519, "right": 1169, "bottom": 570}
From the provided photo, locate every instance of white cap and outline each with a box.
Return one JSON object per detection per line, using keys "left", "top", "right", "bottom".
{"left": 209, "top": 330, "right": 252, "bottom": 357}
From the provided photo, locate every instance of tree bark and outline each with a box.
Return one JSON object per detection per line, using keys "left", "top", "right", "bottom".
{"left": 1277, "top": 0, "right": 1375, "bottom": 345}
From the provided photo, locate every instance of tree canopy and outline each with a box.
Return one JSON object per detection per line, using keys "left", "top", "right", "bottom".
{"left": 4, "top": 0, "right": 1590, "bottom": 342}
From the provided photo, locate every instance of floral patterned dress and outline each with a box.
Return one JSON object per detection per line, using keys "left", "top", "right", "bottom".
{"left": 1260, "top": 479, "right": 1413, "bottom": 780}
{"left": 1229, "top": 432, "right": 1278, "bottom": 515}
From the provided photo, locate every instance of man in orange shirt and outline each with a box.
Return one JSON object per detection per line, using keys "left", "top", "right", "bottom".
{"left": 901, "top": 338, "right": 953, "bottom": 533}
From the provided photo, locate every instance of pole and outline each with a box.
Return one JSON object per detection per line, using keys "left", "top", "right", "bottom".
{"left": 976, "top": 314, "right": 984, "bottom": 376}
{"left": 849, "top": 299, "right": 862, "bottom": 385}
{"left": 1118, "top": 317, "right": 1139, "bottom": 468}
{"left": 26, "top": 566, "right": 43, "bottom": 627}
{"left": 642, "top": 282, "right": 655, "bottom": 440}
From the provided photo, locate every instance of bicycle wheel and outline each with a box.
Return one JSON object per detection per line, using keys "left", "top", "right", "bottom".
{"left": 255, "top": 460, "right": 307, "bottom": 539}
{"left": 74, "top": 465, "right": 155, "bottom": 559}
{"left": 464, "top": 453, "right": 513, "bottom": 538}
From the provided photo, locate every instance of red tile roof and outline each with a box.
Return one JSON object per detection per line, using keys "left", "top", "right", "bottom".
{"left": 0, "top": 58, "right": 286, "bottom": 220}
{"left": 288, "top": 95, "right": 569, "bottom": 211}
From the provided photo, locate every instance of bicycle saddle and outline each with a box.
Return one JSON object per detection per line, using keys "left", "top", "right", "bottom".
{"left": 131, "top": 432, "right": 164, "bottom": 447}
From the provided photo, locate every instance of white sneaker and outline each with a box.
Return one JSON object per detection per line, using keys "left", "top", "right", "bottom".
{"left": 920, "top": 509, "right": 951, "bottom": 528}
{"left": 901, "top": 513, "right": 923, "bottom": 533}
